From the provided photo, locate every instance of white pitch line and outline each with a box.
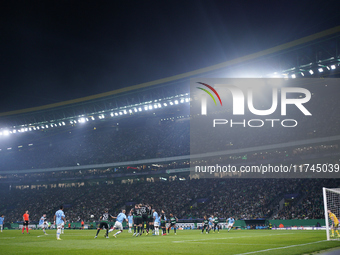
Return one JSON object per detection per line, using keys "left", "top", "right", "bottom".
{"left": 175, "top": 242, "right": 284, "bottom": 246}
{"left": 172, "top": 233, "right": 293, "bottom": 243}
{"left": 235, "top": 240, "right": 327, "bottom": 255}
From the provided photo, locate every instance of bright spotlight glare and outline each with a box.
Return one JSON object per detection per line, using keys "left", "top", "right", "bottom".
{"left": 318, "top": 68, "right": 323, "bottom": 73}
{"left": 78, "top": 118, "right": 85, "bottom": 123}
{"left": 3, "top": 130, "right": 9, "bottom": 136}
{"left": 309, "top": 70, "right": 314, "bottom": 75}
{"left": 291, "top": 74, "right": 296, "bottom": 79}
{"left": 331, "top": 65, "right": 336, "bottom": 70}
{"left": 301, "top": 72, "right": 304, "bottom": 76}
{"left": 174, "top": 100, "right": 178, "bottom": 104}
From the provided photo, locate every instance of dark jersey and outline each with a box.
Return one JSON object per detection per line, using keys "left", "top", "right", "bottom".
{"left": 135, "top": 207, "right": 142, "bottom": 218}
{"left": 101, "top": 212, "right": 113, "bottom": 223}
{"left": 160, "top": 213, "right": 166, "bottom": 222}
{"left": 170, "top": 216, "right": 177, "bottom": 224}
{"left": 203, "top": 219, "right": 209, "bottom": 225}
{"left": 140, "top": 206, "right": 148, "bottom": 216}
{"left": 214, "top": 217, "right": 219, "bottom": 224}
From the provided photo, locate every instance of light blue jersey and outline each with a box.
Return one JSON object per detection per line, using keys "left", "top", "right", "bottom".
{"left": 227, "top": 217, "right": 235, "bottom": 224}
{"left": 116, "top": 213, "right": 126, "bottom": 223}
{"left": 208, "top": 217, "right": 213, "bottom": 225}
{"left": 39, "top": 216, "right": 46, "bottom": 225}
{"left": 153, "top": 211, "right": 159, "bottom": 223}
{"left": 0, "top": 217, "right": 4, "bottom": 225}
{"left": 55, "top": 210, "right": 65, "bottom": 225}
{"left": 128, "top": 215, "right": 133, "bottom": 224}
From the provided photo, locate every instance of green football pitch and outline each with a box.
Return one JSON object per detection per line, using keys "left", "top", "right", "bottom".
{"left": 0, "top": 229, "right": 339, "bottom": 255}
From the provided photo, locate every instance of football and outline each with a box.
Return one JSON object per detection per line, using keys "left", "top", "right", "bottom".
{"left": 90, "top": 215, "right": 94, "bottom": 218}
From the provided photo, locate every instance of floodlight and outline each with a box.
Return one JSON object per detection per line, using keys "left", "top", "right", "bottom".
{"left": 318, "top": 68, "right": 323, "bottom": 72}
{"left": 291, "top": 74, "right": 296, "bottom": 79}
{"left": 331, "top": 65, "right": 336, "bottom": 70}
{"left": 309, "top": 70, "right": 314, "bottom": 75}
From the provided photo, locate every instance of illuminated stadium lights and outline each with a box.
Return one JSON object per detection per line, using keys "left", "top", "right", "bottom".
{"left": 318, "top": 68, "right": 324, "bottom": 72}
{"left": 13, "top": 129, "right": 17, "bottom": 133}
{"left": 301, "top": 72, "right": 304, "bottom": 76}
{"left": 331, "top": 65, "right": 336, "bottom": 69}
{"left": 326, "top": 66, "right": 330, "bottom": 70}
{"left": 291, "top": 74, "right": 296, "bottom": 79}
{"left": 309, "top": 70, "right": 314, "bottom": 75}
{"left": 1, "top": 93, "right": 190, "bottom": 137}
{"left": 3, "top": 130, "right": 9, "bottom": 136}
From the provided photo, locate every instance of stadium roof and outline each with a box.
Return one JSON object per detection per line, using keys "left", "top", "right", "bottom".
{"left": 0, "top": 26, "right": 340, "bottom": 129}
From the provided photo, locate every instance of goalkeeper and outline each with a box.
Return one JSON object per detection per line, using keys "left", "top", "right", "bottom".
{"left": 328, "top": 210, "right": 340, "bottom": 238}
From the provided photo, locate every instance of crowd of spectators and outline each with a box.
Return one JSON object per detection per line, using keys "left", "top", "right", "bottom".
{"left": 1, "top": 178, "right": 339, "bottom": 223}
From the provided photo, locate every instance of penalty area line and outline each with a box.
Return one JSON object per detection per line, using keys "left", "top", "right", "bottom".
{"left": 235, "top": 240, "right": 327, "bottom": 255}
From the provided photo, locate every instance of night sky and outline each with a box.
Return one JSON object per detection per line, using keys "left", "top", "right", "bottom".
{"left": 1, "top": 0, "right": 339, "bottom": 112}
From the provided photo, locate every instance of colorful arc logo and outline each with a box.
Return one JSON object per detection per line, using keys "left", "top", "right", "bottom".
{"left": 196, "top": 82, "right": 222, "bottom": 106}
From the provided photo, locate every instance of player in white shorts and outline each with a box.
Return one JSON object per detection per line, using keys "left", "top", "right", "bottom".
{"left": 109, "top": 210, "right": 128, "bottom": 237}
{"left": 127, "top": 211, "right": 133, "bottom": 233}
{"left": 39, "top": 214, "right": 48, "bottom": 235}
{"left": 227, "top": 217, "right": 235, "bottom": 232}
{"left": 54, "top": 206, "right": 66, "bottom": 240}
{"left": 153, "top": 209, "right": 160, "bottom": 235}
